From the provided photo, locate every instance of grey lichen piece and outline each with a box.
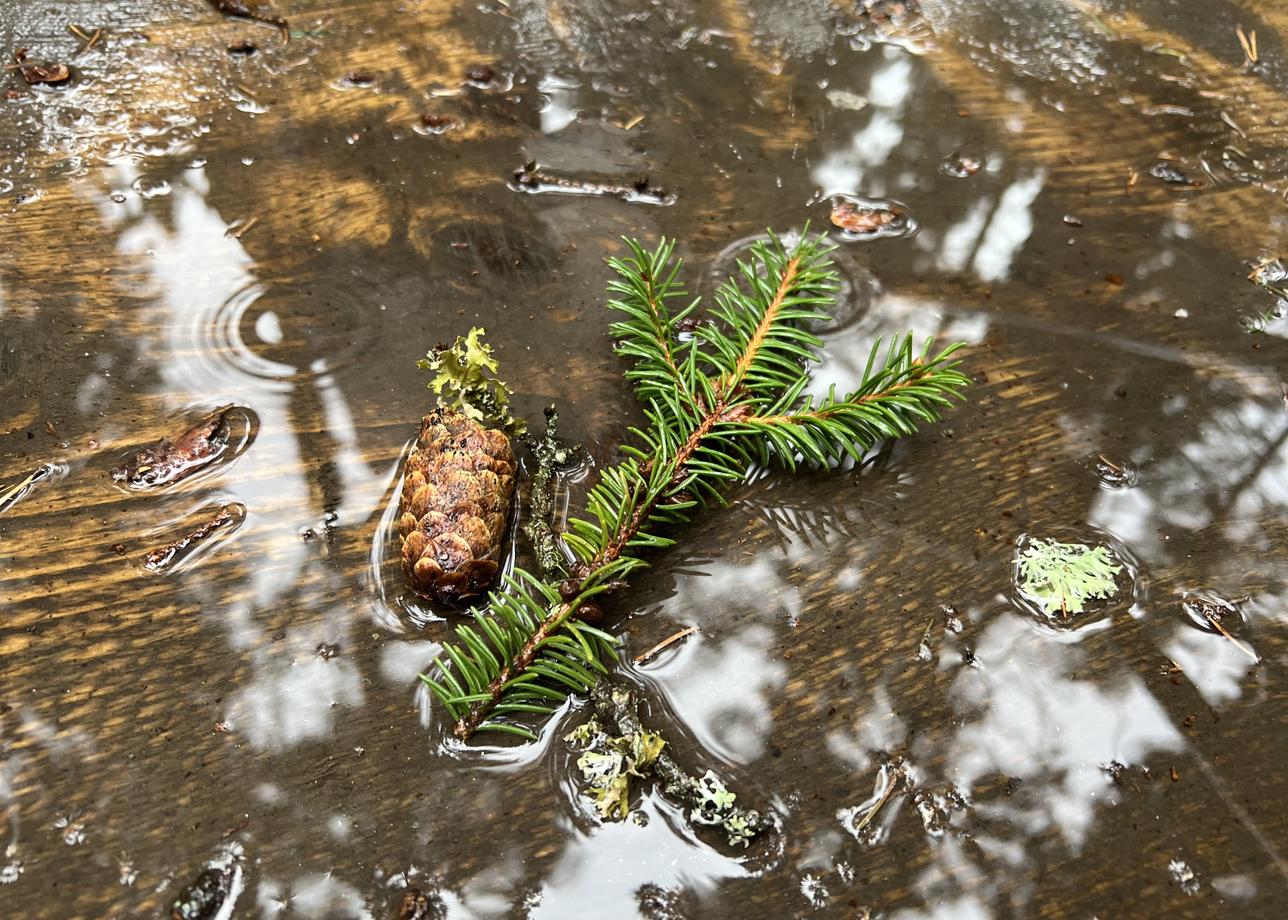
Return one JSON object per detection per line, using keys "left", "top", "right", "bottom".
{"left": 565, "top": 715, "right": 666, "bottom": 821}
{"left": 1017, "top": 538, "right": 1123, "bottom": 616}
{"left": 522, "top": 406, "right": 575, "bottom": 581}
{"left": 583, "top": 684, "right": 771, "bottom": 848}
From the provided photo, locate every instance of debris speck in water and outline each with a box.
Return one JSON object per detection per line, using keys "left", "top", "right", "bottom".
{"left": 415, "top": 113, "right": 458, "bottom": 135}
{"left": 825, "top": 89, "right": 868, "bottom": 111}
{"left": 12, "top": 49, "right": 72, "bottom": 87}
{"left": 913, "top": 786, "right": 968, "bottom": 837}
{"left": 465, "top": 64, "right": 496, "bottom": 87}
{"left": 511, "top": 160, "right": 675, "bottom": 205}
{"left": 0, "top": 860, "right": 21, "bottom": 885}
{"left": 1093, "top": 454, "right": 1139, "bottom": 488}
{"left": 827, "top": 195, "right": 916, "bottom": 240}
{"left": 1149, "top": 161, "right": 1198, "bottom": 186}
{"left": 338, "top": 71, "right": 376, "bottom": 89}
{"left": 170, "top": 843, "right": 244, "bottom": 920}
{"left": 1170, "top": 858, "right": 1200, "bottom": 896}
{"left": 939, "top": 152, "right": 983, "bottom": 177}
{"left": 800, "top": 873, "right": 830, "bottom": 909}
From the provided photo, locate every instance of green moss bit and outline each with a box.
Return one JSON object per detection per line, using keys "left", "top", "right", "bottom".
{"left": 417, "top": 327, "right": 525, "bottom": 434}
{"left": 566, "top": 719, "right": 667, "bottom": 821}
{"left": 1018, "top": 538, "right": 1123, "bottom": 616}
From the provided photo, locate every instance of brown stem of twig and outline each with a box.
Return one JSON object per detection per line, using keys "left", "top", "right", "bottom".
{"left": 1202, "top": 610, "right": 1259, "bottom": 664}
{"left": 634, "top": 626, "right": 698, "bottom": 664}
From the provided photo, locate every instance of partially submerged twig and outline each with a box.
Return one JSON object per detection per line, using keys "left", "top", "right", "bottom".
{"left": 1183, "top": 593, "right": 1259, "bottom": 663}
{"left": 143, "top": 503, "right": 245, "bottom": 572}
{"left": 634, "top": 626, "right": 698, "bottom": 664}
{"left": 421, "top": 232, "right": 969, "bottom": 740}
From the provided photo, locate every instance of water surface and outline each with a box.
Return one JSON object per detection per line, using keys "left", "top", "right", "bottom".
{"left": 2, "top": 1, "right": 1287, "bottom": 916}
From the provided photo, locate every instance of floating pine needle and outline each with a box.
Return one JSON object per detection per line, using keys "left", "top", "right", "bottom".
{"left": 1220, "top": 111, "right": 1248, "bottom": 139}
{"left": 419, "top": 230, "right": 969, "bottom": 741}
{"left": 634, "top": 625, "right": 699, "bottom": 664}
{"left": 1236, "top": 25, "right": 1258, "bottom": 65}
{"left": 1066, "top": 0, "right": 1117, "bottom": 39}
{"left": 66, "top": 24, "right": 103, "bottom": 53}
{"left": 207, "top": 0, "right": 290, "bottom": 39}
{"left": 0, "top": 464, "right": 57, "bottom": 514}
{"left": 1202, "top": 611, "right": 1259, "bottom": 663}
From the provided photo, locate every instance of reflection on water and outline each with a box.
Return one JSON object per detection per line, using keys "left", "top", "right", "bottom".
{"left": 529, "top": 799, "right": 747, "bottom": 918}
{"left": 949, "top": 613, "right": 1184, "bottom": 850}
{"left": 3, "top": 0, "right": 1288, "bottom": 916}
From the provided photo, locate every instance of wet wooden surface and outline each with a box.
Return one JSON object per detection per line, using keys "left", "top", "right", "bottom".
{"left": 2, "top": 1, "right": 1288, "bottom": 917}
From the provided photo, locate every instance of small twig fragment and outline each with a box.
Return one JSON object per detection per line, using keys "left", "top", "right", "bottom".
{"left": 225, "top": 216, "right": 259, "bottom": 239}
{"left": 634, "top": 626, "right": 698, "bottom": 664}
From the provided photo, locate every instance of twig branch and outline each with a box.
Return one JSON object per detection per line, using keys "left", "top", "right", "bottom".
{"left": 634, "top": 626, "right": 699, "bottom": 664}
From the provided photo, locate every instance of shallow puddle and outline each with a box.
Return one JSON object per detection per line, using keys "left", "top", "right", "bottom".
{"left": 2, "top": 0, "right": 1287, "bottom": 917}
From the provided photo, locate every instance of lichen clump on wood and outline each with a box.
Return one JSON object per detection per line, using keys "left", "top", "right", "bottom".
{"left": 568, "top": 684, "right": 771, "bottom": 847}
{"left": 565, "top": 717, "right": 666, "bottom": 821}
{"left": 416, "top": 327, "right": 524, "bottom": 435}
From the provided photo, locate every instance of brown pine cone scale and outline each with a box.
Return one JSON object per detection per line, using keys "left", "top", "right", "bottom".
{"left": 399, "top": 408, "right": 516, "bottom": 605}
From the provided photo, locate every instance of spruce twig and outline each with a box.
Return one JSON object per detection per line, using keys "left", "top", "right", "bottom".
{"left": 421, "top": 231, "right": 969, "bottom": 740}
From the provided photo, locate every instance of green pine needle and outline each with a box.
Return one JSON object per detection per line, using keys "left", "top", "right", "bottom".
{"left": 1017, "top": 539, "right": 1123, "bottom": 616}
{"left": 422, "top": 231, "right": 970, "bottom": 740}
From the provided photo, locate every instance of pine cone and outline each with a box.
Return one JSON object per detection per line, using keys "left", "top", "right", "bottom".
{"left": 399, "top": 408, "right": 516, "bottom": 604}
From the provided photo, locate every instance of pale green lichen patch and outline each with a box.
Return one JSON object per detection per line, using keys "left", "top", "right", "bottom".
{"left": 1017, "top": 538, "right": 1122, "bottom": 616}
{"left": 417, "top": 327, "right": 525, "bottom": 434}
{"left": 688, "top": 771, "right": 757, "bottom": 847}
